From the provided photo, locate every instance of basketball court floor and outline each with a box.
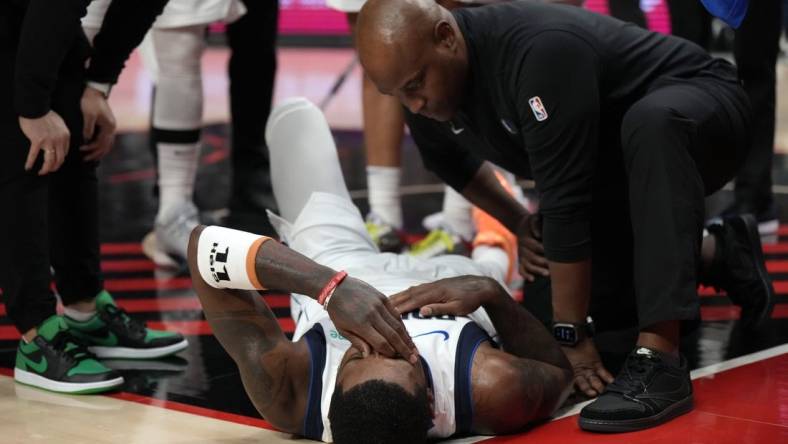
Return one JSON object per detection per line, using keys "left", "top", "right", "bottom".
{"left": 2, "top": 47, "right": 788, "bottom": 443}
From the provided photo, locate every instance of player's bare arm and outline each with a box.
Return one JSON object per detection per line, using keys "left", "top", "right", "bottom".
{"left": 191, "top": 224, "right": 418, "bottom": 363}
{"left": 187, "top": 226, "right": 310, "bottom": 433}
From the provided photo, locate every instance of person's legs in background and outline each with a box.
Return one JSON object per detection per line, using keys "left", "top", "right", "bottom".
{"left": 608, "top": 0, "right": 646, "bottom": 27}
{"left": 666, "top": 0, "right": 712, "bottom": 49}
{"left": 138, "top": 26, "right": 207, "bottom": 266}
{"left": 1, "top": 41, "right": 125, "bottom": 393}
{"left": 225, "top": 0, "right": 280, "bottom": 234}
{"left": 342, "top": 11, "right": 407, "bottom": 252}
{"left": 728, "top": 0, "right": 782, "bottom": 235}
{"left": 42, "top": 35, "right": 191, "bottom": 363}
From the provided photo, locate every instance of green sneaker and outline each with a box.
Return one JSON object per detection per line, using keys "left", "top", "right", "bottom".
{"left": 408, "top": 228, "right": 468, "bottom": 259}
{"left": 65, "top": 291, "right": 188, "bottom": 359}
{"left": 14, "top": 315, "right": 124, "bottom": 394}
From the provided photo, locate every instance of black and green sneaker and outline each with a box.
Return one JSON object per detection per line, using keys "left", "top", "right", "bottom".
{"left": 65, "top": 291, "right": 188, "bottom": 359}
{"left": 14, "top": 315, "right": 124, "bottom": 394}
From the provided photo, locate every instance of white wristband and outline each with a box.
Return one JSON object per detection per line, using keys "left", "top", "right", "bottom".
{"left": 196, "top": 226, "right": 271, "bottom": 290}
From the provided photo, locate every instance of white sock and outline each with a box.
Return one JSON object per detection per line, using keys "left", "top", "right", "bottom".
{"left": 63, "top": 306, "right": 96, "bottom": 322}
{"left": 472, "top": 245, "right": 510, "bottom": 287}
{"left": 157, "top": 142, "right": 200, "bottom": 218}
{"left": 367, "top": 165, "right": 403, "bottom": 229}
{"left": 442, "top": 186, "right": 474, "bottom": 241}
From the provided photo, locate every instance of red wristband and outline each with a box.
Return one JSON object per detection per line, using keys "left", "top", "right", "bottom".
{"left": 318, "top": 270, "right": 348, "bottom": 308}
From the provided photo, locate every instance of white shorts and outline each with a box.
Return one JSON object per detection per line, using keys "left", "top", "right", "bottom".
{"left": 277, "top": 192, "right": 503, "bottom": 338}
{"left": 82, "top": 0, "right": 245, "bottom": 30}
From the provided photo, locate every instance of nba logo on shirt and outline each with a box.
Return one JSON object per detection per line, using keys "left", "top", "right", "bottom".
{"left": 528, "top": 96, "right": 548, "bottom": 122}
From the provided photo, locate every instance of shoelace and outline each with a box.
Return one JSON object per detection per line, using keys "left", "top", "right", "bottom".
{"left": 103, "top": 305, "right": 147, "bottom": 338}
{"left": 606, "top": 353, "right": 660, "bottom": 396}
{"left": 50, "top": 332, "right": 97, "bottom": 364}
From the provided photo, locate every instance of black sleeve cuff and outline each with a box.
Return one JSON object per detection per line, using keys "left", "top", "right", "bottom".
{"left": 14, "top": 87, "right": 51, "bottom": 119}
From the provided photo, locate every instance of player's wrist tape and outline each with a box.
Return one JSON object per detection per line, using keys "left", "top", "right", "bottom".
{"left": 196, "top": 226, "right": 272, "bottom": 290}
{"left": 318, "top": 270, "right": 348, "bottom": 309}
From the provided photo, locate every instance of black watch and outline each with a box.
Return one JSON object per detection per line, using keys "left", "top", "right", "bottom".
{"left": 552, "top": 317, "right": 595, "bottom": 347}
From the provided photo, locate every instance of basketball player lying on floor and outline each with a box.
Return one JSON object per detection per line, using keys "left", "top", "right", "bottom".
{"left": 187, "top": 98, "right": 573, "bottom": 443}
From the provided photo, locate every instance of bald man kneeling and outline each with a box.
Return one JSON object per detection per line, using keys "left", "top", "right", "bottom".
{"left": 356, "top": 0, "right": 771, "bottom": 434}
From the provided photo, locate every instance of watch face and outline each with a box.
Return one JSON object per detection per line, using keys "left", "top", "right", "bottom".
{"left": 554, "top": 325, "right": 577, "bottom": 344}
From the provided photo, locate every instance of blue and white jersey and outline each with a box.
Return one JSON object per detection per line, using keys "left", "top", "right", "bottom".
{"left": 295, "top": 305, "right": 495, "bottom": 442}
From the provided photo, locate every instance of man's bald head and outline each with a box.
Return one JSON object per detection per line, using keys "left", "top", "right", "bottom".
{"left": 358, "top": 0, "right": 443, "bottom": 47}
{"left": 357, "top": 0, "right": 469, "bottom": 121}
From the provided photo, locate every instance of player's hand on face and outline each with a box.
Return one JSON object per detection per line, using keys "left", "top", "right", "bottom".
{"left": 390, "top": 276, "right": 498, "bottom": 317}
{"left": 327, "top": 276, "right": 419, "bottom": 364}
{"left": 515, "top": 213, "right": 549, "bottom": 282}
{"left": 562, "top": 337, "right": 614, "bottom": 397}
{"left": 19, "top": 111, "right": 71, "bottom": 176}
{"left": 80, "top": 86, "right": 117, "bottom": 162}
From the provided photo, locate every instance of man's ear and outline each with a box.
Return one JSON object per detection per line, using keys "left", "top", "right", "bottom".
{"left": 434, "top": 20, "right": 457, "bottom": 50}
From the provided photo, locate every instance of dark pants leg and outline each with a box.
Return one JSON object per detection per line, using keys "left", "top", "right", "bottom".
{"left": 46, "top": 50, "right": 103, "bottom": 307}
{"left": 0, "top": 47, "right": 102, "bottom": 334}
{"left": 618, "top": 78, "right": 750, "bottom": 329}
{"left": 608, "top": 0, "right": 646, "bottom": 28}
{"left": 666, "top": 0, "right": 712, "bottom": 49}
{"left": 226, "top": 0, "right": 279, "bottom": 224}
{"left": 733, "top": 0, "right": 781, "bottom": 212}
{"left": 0, "top": 48, "right": 55, "bottom": 333}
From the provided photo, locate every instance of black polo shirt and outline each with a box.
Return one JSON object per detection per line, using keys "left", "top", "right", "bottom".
{"left": 405, "top": 1, "right": 737, "bottom": 262}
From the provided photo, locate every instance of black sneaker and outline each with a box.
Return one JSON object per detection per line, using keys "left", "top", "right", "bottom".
{"left": 710, "top": 201, "right": 779, "bottom": 236}
{"left": 579, "top": 347, "right": 693, "bottom": 433}
{"left": 14, "top": 316, "right": 124, "bottom": 394}
{"left": 65, "top": 291, "right": 188, "bottom": 359}
{"left": 704, "top": 214, "right": 775, "bottom": 329}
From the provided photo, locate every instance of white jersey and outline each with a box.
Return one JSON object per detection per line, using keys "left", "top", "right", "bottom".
{"left": 293, "top": 300, "right": 495, "bottom": 442}
{"left": 82, "top": 0, "right": 245, "bottom": 30}
{"left": 267, "top": 191, "right": 507, "bottom": 441}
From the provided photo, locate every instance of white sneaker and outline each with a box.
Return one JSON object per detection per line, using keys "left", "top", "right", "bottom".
{"left": 144, "top": 202, "right": 199, "bottom": 268}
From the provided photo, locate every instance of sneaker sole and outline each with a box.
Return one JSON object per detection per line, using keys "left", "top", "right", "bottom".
{"left": 578, "top": 394, "right": 694, "bottom": 433}
{"left": 758, "top": 219, "right": 779, "bottom": 236}
{"left": 88, "top": 338, "right": 189, "bottom": 359}
{"left": 731, "top": 215, "right": 776, "bottom": 329}
{"left": 14, "top": 368, "right": 124, "bottom": 395}
{"left": 142, "top": 232, "right": 184, "bottom": 270}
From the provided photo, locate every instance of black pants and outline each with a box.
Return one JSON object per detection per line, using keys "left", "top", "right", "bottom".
{"left": 667, "top": 0, "right": 712, "bottom": 50}
{"left": 666, "top": 0, "right": 780, "bottom": 212}
{"left": 608, "top": 0, "right": 646, "bottom": 28}
{"left": 733, "top": 0, "right": 781, "bottom": 211}
{"left": 525, "top": 66, "right": 751, "bottom": 331}
{"left": 226, "top": 0, "right": 279, "bottom": 218}
{"left": 0, "top": 45, "right": 102, "bottom": 334}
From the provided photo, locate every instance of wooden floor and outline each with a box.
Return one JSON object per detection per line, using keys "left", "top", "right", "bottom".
{"left": 2, "top": 346, "right": 786, "bottom": 444}
{"left": 1, "top": 372, "right": 294, "bottom": 444}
